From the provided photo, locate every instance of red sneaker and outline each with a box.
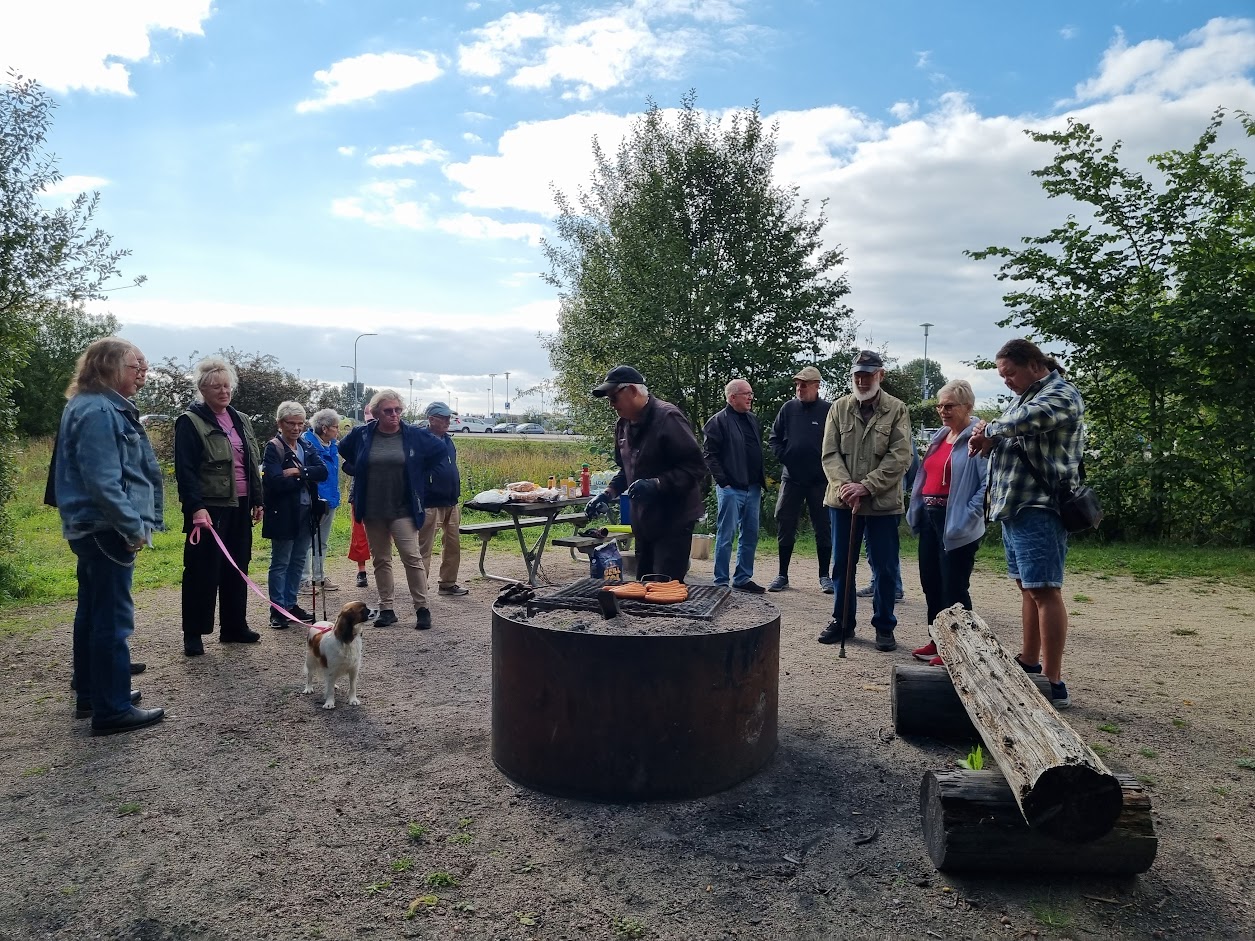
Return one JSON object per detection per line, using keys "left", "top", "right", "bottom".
{"left": 928, "top": 656, "right": 945, "bottom": 667}
{"left": 912, "top": 641, "right": 938, "bottom": 661}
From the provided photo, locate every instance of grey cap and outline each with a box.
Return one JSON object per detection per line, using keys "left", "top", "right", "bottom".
{"left": 425, "top": 401, "right": 453, "bottom": 418}
{"left": 851, "top": 350, "right": 885, "bottom": 373}
{"left": 592, "top": 365, "right": 646, "bottom": 397}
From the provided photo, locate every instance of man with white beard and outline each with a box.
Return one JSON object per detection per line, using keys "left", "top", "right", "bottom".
{"left": 818, "top": 350, "right": 914, "bottom": 651}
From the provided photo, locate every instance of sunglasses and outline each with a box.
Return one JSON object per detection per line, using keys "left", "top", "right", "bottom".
{"left": 378, "top": 407, "right": 403, "bottom": 416}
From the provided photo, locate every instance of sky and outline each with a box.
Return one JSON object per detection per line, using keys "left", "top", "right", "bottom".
{"left": 6, "top": 0, "right": 1255, "bottom": 415}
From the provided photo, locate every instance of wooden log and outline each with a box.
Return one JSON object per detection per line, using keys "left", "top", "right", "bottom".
{"left": 920, "top": 769, "right": 1158, "bottom": 874}
{"left": 892, "top": 663, "right": 1054, "bottom": 739}
{"left": 931, "top": 604, "right": 1123, "bottom": 843}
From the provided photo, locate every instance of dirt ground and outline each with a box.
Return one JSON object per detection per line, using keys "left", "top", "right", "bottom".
{"left": 1, "top": 543, "right": 1253, "bottom": 941}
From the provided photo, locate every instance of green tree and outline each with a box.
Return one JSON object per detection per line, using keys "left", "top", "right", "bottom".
{"left": 0, "top": 74, "right": 141, "bottom": 597}
{"left": 12, "top": 301, "right": 118, "bottom": 436}
{"left": 968, "top": 109, "right": 1255, "bottom": 543}
{"left": 542, "top": 91, "right": 855, "bottom": 439}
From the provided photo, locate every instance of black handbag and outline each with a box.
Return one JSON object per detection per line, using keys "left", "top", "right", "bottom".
{"left": 1013, "top": 442, "right": 1103, "bottom": 534}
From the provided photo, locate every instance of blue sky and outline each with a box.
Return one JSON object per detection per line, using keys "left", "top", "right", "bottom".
{"left": 7, "top": 1, "right": 1255, "bottom": 415}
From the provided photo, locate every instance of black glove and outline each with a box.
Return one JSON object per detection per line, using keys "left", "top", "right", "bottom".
{"left": 585, "top": 491, "right": 612, "bottom": 519}
{"left": 625, "top": 478, "right": 659, "bottom": 500}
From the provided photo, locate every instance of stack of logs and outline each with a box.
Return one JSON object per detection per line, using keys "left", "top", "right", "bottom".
{"left": 893, "top": 605, "right": 1158, "bottom": 874}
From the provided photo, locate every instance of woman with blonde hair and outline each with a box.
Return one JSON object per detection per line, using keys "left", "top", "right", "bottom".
{"left": 174, "top": 356, "right": 264, "bottom": 656}
{"left": 54, "top": 338, "right": 166, "bottom": 735}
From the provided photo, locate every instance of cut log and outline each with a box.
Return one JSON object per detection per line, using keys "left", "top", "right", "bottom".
{"left": 930, "top": 604, "right": 1124, "bottom": 843}
{"left": 920, "top": 769, "right": 1158, "bottom": 874}
{"left": 892, "top": 663, "right": 1053, "bottom": 739}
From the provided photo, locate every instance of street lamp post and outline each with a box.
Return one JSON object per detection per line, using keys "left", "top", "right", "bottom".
{"left": 488, "top": 373, "right": 497, "bottom": 417}
{"left": 920, "top": 323, "right": 934, "bottom": 400}
{"left": 353, "top": 333, "right": 377, "bottom": 421}
{"left": 504, "top": 371, "right": 510, "bottom": 413}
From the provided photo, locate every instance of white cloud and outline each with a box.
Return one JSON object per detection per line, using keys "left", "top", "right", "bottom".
{"left": 888, "top": 100, "right": 917, "bottom": 121}
{"left": 915, "top": 50, "right": 931, "bottom": 69}
{"left": 1068, "top": 17, "right": 1255, "bottom": 103}
{"left": 457, "top": 0, "right": 752, "bottom": 97}
{"left": 463, "top": 132, "right": 483, "bottom": 144}
{"left": 1060, "top": 25, "right": 1079, "bottom": 41}
{"left": 40, "top": 174, "right": 110, "bottom": 197}
{"left": 331, "top": 180, "right": 542, "bottom": 245}
{"left": 366, "top": 141, "right": 448, "bottom": 167}
{"left": 337, "top": 146, "right": 358, "bottom": 157}
{"left": 437, "top": 214, "right": 544, "bottom": 245}
{"left": 0, "top": 0, "right": 213, "bottom": 94}
{"left": 296, "top": 52, "right": 443, "bottom": 113}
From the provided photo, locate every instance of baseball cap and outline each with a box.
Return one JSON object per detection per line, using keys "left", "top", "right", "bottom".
{"left": 851, "top": 350, "right": 885, "bottom": 374}
{"left": 425, "top": 401, "right": 453, "bottom": 418}
{"left": 592, "top": 365, "right": 646, "bottom": 397}
{"left": 793, "top": 366, "right": 822, "bottom": 382}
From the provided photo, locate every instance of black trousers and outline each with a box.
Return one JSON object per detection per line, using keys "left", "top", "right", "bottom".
{"left": 774, "top": 477, "right": 832, "bottom": 578}
{"left": 917, "top": 506, "right": 982, "bottom": 624}
{"left": 636, "top": 522, "right": 697, "bottom": 582}
{"left": 181, "top": 499, "right": 254, "bottom": 638}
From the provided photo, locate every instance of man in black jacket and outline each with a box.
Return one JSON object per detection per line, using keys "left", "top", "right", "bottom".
{"left": 767, "top": 366, "right": 833, "bottom": 593}
{"left": 702, "top": 379, "right": 767, "bottom": 593}
{"left": 585, "top": 365, "right": 707, "bottom": 581}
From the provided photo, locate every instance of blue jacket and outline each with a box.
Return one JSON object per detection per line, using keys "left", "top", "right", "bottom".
{"left": 423, "top": 433, "right": 461, "bottom": 508}
{"left": 300, "top": 430, "right": 341, "bottom": 509}
{"left": 55, "top": 390, "right": 165, "bottom": 544}
{"left": 261, "top": 436, "right": 329, "bottom": 541}
{"left": 339, "top": 421, "right": 446, "bottom": 527}
{"left": 906, "top": 419, "right": 988, "bottom": 551}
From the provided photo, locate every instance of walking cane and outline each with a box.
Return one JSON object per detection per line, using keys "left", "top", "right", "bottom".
{"left": 311, "top": 502, "right": 327, "bottom": 622}
{"left": 838, "top": 500, "right": 860, "bottom": 660}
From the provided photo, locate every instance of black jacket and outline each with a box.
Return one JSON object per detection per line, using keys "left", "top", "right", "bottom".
{"left": 702, "top": 406, "right": 766, "bottom": 490}
{"left": 173, "top": 402, "right": 263, "bottom": 531}
{"left": 261, "top": 436, "right": 329, "bottom": 541}
{"left": 608, "top": 396, "right": 707, "bottom": 541}
{"left": 769, "top": 396, "right": 832, "bottom": 485}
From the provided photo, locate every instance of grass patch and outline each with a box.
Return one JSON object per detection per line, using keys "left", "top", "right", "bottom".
{"left": 1171, "top": 718, "right": 1190, "bottom": 729}
{"left": 1073, "top": 593, "right": 1093, "bottom": 603}
{"left": 1171, "top": 628, "right": 1198, "bottom": 637}
{"left": 1028, "top": 900, "right": 1073, "bottom": 931}
{"left": 1097, "top": 722, "right": 1122, "bottom": 735}
{"left": 1139, "top": 747, "right": 1158, "bottom": 759}
{"left": 1089, "top": 742, "right": 1112, "bottom": 757}
{"left": 117, "top": 802, "right": 141, "bottom": 816}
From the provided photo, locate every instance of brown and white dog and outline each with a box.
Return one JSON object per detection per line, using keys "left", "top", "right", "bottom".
{"left": 303, "top": 601, "right": 372, "bottom": 709}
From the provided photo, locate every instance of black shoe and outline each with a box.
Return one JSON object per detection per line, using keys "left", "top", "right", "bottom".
{"left": 415, "top": 608, "right": 432, "bottom": 630}
{"left": 221, "top": 628, "right": 261, "bottom": 644}
{"left": 269, "top": 613, "right": 291, "bottom": 630}
{"left": 76, "top": 690, "right": 142, "bottom": 719}
{"left": 91, "top": 705, "right": 165, "bottom": 736}
{"left": 290, "top": 605, "right": 316, "bottom": 623}
{"left": 875, "top": 630, "right": 897, "bottom": 652}
{"left": 355, "top": 572, "right": 368, "bottom": 588}
{"left": 817, "top": 621, "right": 852, "bottom": 644}
{"left": 734, "top": 580, "right": 766, "bottom": 594}
{"left": 856, "top": 585, "right": 873, "bottom": 598}
{"left": 374, "top": 609, "right": 398, "bottom": 627}
{"left": 184, "top": 635, "right": 205, "bottom": 656}
{"left": 130, "top": 662, "right": 146, "bottom": 676}
{"left": 767, "top": 575, "right": 789, "bottom": 592}
{"left": 1015, "top": 654, "right": 1043, "bottom": 674}
{"left": 819, "top": 576, "right": 834, "bottom": 594}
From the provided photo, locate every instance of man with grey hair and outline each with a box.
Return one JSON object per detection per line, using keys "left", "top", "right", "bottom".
{"left": 702, "top": 378, "right": 767, "bottom": 593}
{"left": 417, "top": 401, "right": 468, "bottom": 596}
{"left": 300, "top": 408, "right": 343, "bottom": 594}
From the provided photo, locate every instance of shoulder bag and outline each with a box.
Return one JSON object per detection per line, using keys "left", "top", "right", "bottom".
{"left": 1013, "top": 441, "right": 1103, "bottom": 534}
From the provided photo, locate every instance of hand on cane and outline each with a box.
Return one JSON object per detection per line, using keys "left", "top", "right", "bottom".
{"left": 839, "top": 481, "right": 869, "bottom": 513}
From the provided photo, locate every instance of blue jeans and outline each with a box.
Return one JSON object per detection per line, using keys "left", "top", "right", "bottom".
{"left": 866, "top": 529, "right": 904, "bottom": 595}
{"left": 714, "top": 486, "right": 761, "bottom": 586}
{"left": 1003, "top": 507, "right": 1068, "bottom": 588}
{"left": 69, "top": 532, "right": 137, "bottom": 720}
{"left": 301, "top": 506, "right": 337, "bottom": 583}
{"left": 269, "top": 518, "right": 312, "bottom": 612}
{"left": 830, "top": 509, "right": 900, "bottom": 633}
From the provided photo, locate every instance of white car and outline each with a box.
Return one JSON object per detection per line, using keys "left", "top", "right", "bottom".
{"left": 450, "top": 417, "right": 493, "bottom": 433}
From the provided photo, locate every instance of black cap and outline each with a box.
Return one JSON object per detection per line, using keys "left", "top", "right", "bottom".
{"left": 592, "top": 365, "right": 646, "bottom": 397}
{"left": 852, "top": 350, "right": 885, "bottom": 373}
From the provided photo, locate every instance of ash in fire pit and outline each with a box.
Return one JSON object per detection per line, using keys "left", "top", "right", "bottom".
{"left": 492, "top": 577, "right": 781, "bottom": 800}
{"left": 497, "top": 579, "right": 775, "bottom": 636}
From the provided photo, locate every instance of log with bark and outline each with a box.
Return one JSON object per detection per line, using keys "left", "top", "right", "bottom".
{"left": 892, "top": 662, "right": 1053, "bottom": 739}
{"left": 929, "top": 604, "right": 1124, "bottom": 843}
{"left": 920, "top": 769, "right": 1158, "bottom": 874}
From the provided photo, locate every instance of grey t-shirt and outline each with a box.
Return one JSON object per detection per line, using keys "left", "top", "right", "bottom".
{"left": 363, "top": 431, "right": 409, "bottom": 520}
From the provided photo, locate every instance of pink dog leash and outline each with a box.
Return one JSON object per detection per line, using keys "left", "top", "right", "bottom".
{"left": 188, "top": 521, "right": 309, "bottom": 627}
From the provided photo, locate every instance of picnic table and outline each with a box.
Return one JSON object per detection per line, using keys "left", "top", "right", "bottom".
{"left": 461, "top": 496, "right": 591, "bottom": 587}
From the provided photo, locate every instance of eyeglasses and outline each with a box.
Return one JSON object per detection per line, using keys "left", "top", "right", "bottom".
{"left": 936, "top": 402, "right": 961, "bottom": 411}
{"left": 123, "top": 362, "right": 148, "bottom": 373}
{"left": 280, "top": 418, "right": 305, "bottom": 427}
{"left": 378, "top": 407, "right": 403, "bottom": 416}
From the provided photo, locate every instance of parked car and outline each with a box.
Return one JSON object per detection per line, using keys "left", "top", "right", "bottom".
{"left": 450, "top": 417, "right": 492, "bottom": 433}
{"left": 491, "top": 422, "right": 518, "bottom": 434}
{"left": 514, "top": 423, "right": 546, "bottom": 435}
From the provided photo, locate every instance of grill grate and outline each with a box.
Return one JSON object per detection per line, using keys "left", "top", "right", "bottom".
{"left": 528, "top": 577, "right": 731, "bottom": 620}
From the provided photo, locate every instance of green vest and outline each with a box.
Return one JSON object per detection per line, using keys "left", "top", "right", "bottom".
{"left": 182, "top": 409, "right": 260, "bottom": 506}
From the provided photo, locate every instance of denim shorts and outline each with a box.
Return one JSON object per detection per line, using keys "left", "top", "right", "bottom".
{"left": 1002, "top": 507, "right": 1068, "bottom": 589}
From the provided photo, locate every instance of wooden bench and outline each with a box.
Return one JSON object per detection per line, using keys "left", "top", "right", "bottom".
{"left": 460, "top": 512, "right": 587, "bottom": 541}
{"left": 551, "top": 531, "right": 633, "bottom": 559}
{"left": 459, "top": 512, "right": 588, "bottom": 585}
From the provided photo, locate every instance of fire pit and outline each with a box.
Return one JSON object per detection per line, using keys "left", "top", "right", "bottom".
{"left": 491, "top": 579, "right": 779, "bottom": 801}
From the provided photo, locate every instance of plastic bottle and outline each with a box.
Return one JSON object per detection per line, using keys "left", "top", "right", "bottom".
{"left": 547, "top": 475, "right": 556, "bottom": 491}
{"left": 580, "top": 464, "right": 591, "bottom": 497}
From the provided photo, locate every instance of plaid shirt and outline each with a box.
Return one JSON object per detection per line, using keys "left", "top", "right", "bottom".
{"left": 985, "top": 371, "right": 1085, "bottom": 521}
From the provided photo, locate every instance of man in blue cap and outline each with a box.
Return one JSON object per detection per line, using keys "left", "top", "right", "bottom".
{"left": 418, "top": 401, "right": 468, "bottom": 597}
{"left": 585, "top": 365, "right": 708, "bottom": 581}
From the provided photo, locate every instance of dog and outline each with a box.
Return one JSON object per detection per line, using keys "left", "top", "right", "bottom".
{"left": 303, "top": 601, "right": 372, "bottom": 709}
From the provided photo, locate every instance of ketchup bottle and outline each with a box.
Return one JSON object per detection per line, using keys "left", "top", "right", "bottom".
{"left": 580, "top": 464, "right": 591, "bottom": 497}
